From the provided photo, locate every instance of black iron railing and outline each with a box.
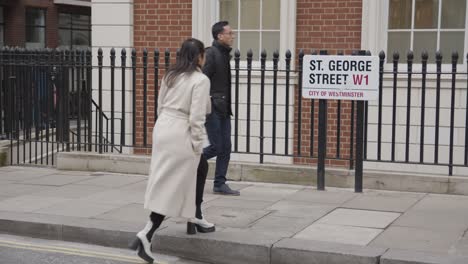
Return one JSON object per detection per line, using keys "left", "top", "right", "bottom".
{"left": 1, "top": 46, "right": 467, "bottom": 183}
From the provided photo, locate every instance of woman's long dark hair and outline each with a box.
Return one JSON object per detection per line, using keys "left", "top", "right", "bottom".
{"left": 164, "top": 38, "right": 205, "bottom": 87}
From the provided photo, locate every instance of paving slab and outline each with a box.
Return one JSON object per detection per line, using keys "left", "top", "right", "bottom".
{"left": 32, "top": 184, "right": 109, "bottom": 199}
{"left": 78, "top": 188, "right": 144, "bottom": 205}
{"left": 35, "top": 200, "right": 121, "bottom": 218}
{"left": 0, "top": 183, "right": 56, "bottom": 197}
{"left": 248, "top": 214, "right": 315, "bottom": 237}
{"left": 316, "top": 208, "right": 401, "bottom": 229}
{"left": 284, "top": 188, "right": 358, "bottom": 204}
{"left": 0, "top": 195, "right": 72, "bottom": 213}
{"left": 266, "top": 200, "right": 337, "bottom": 218}
{"left": 394, "top": 210, "right": 468, "bottom": 232}
{"left": 370, "top": 226, "right": 462, "bottom": 253}
{"left": 451, "top": 235, "right": 468, "bottom": 256}
{"left": 342, "top": 190, "right": 425, "bottom": 212}
{"left": 0, "top": 168, "right": 56, "bottom": 181}
{"left": 202, "top": 206, "right": 271, "bottom": 228}
{"left": 410, "top": 194, "right": 468, "bottom": 214}
{"left": 18, "top": 174, "right": 95, "bottom": 186}
{"left": 229, "top": 185, "right": 302, "bottom": 202}
{"left": 94, "top": 203, "right": 149, "bottom": 224}
{"left": 74, "top": 174, "right": 146, "bottom": 188}
{"left": 294, "top": 223, "right": 384, "bottom": 246}
{"left": 203, "top": 196, "right": 275, "bottom": 210}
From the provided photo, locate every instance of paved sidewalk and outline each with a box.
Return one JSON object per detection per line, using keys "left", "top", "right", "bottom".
{"left": 1, "top": 166, "right": 468, "bottom": 264}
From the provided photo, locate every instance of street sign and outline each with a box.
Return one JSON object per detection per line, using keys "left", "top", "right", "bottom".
{"left": 302, "top": 55, "right": 379, "bottom": 101}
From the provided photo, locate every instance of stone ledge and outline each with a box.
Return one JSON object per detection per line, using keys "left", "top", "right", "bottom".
{"left": 57, "top": 152, "right": 468, "bottom": 195}
{"left": 271, "top": 238, "right": 386, "bottom": 264}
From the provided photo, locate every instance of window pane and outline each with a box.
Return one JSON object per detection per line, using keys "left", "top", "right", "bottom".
{"left": 389, "top": 0, "right": 412, "bottom": 29}
{"left": 220, "top": 0, "right": 238, "bottom": 29}
{"left": 239, "top": 31, "right": 259, "bottom": 59}
{"left": 240, "top": 0, "right": 260, "bottom": 29}
{"left": 26, "top": 27, "right": 45, "bottom": 47}
{"left": 72, "top": 30, "right": 90, "bottom": 47}
{"left": 232, "top": 30, "right": 239, "bottom": 53}
{"left": 262, "top": 0, "right": 280, "bottom": 29}
{"left": 261, "top": 31, "right": 279, "bottom": 57}
{"left": 26, "top": 9, "right": 45, "bottom": 26}
{"left": 442, "top": 0, "right": 466, "bottom": 28}
{"left": 440, "top": 31, "right": 465, "bottom": 63}
{"left": 415, "top": 0, "right": 438, "bottom": 29}
{"left": 59, "top": 13, "right": 71, "bottom": 28}
{"left": 59, "top": 29, "right": 71, "bottom": 47}
{"left": 387, "top": 32, "right": 411, "bottom": 62}
{"left": 72, "top": 14, "right": 91, "bottom": 30}
{"left": 413, "top": 31, "right": 437, "bottom": 62}
{"left": 0, "top": 26, "right": 3, "bottom": 47}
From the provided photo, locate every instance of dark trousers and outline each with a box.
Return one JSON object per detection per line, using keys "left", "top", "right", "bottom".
{"left": 203, "top": 112, "right": 231, "bottom": 187}
{"left": 147, "top": 156, "right": 209, "bottom": 239}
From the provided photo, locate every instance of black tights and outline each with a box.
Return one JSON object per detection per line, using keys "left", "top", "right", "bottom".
{"left": 196, "top": 155, "right": 209, "bottom": 219}
{"left": 146, "top": 155, "right": 209, "bottom": 241}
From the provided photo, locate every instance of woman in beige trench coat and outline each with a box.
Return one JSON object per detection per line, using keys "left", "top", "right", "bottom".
{"left": 129, "top": 38, "right": 212, "bottom": 264}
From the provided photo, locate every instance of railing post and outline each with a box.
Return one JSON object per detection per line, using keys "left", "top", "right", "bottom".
{"left": 420, "top": 51, "right": 428, "bottom": 163}
{"left": 121, "top": 49, "right": 127, "bottom": 149}
{"left": 131, "top": 48, "right": 136, "bottom": 146}
{"left": 260, "top": 49, "right": 266, "bottom": 163}
{"left": 272, "top": 50, "right": 279, "bottom": 155}
{"left": 317, "top": 50, "right": 327, "bottom": 191}
{"left": 449, "top": 52, "right": 458, "bottom": 176}
{"left": 86, "top": 48, "right": 92, "bottom": 151}
{"left": 154, "top": 49, "right": 159, "bottom": 122}
{"left": 285, "top": 50, "right": 291, "bottom": 155}
{"left": 298, "top": 50, "right": 304, "bottom": 157}
{"left": 391, "top": 52, "right": 399, "bottom": 162}
{"left": 143, "top": 48, "right": 148, "bottom": 147}
{"left": 98, "top": 48, "right": 103, "bottom": 154}
{"left": 378, "top": 51, "right": 385, "bottom": 161}
{"left": 234, "top": 49, "right": 240, "bottom": 152}
{"left": 246, "top": 49, "right": 252, "bottom": 152}
{"left": 434, "top": 51, "right": 442, "bottom": 164}
{"left": 110, "top": 48, "right": 115, "bottom": 152}
{"left": 354, "top": 50, "right": 368, "bottom": 193}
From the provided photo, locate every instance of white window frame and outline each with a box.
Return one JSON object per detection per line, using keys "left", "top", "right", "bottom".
{"left": 362, "top": 0, "right": 468, "bottom": 71}
{"left": 192, "top": 0, "right": 296, "bottom": 69}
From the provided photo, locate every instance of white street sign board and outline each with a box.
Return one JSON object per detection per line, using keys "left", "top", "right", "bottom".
{"left": 302, "top": 55, "right": 379, "bottom": 101}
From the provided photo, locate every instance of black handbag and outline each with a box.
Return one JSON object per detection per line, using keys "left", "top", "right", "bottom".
{"left": 211, "top": 94, "right": 227, "bottom": 114}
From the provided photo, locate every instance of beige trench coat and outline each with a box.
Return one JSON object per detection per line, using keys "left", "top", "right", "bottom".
{"left": 144, "top": 70, "right": 211, "bottom": 218}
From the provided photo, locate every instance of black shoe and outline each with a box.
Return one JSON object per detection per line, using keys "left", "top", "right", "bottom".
{"left": 213, "top": 184, "right": 240, "bottom": 196}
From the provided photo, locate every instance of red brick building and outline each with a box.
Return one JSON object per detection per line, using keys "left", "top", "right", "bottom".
{"left": 0, "top": 0, "right": 91, "bottom": 49}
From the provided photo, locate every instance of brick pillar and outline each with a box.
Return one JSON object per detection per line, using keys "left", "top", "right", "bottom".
{"left": 133, "top": 0, "right": 192, "bottom": 154}
{"left": 295, "top": 0, "right": 363, "bottom": 168}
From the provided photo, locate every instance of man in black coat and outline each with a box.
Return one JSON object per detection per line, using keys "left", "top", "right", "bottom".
{"left": 202, "top": 21, "right": 240, "bottom": 196}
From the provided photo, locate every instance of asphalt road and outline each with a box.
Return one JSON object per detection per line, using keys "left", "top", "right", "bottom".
{"left": 0, "top": 234, "right": 207, "bottom": 264}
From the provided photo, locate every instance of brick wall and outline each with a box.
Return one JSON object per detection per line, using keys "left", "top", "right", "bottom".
{"left": 294, "top": 0, "right": 363, "bottom": 167}
{"left": 133, "top": 0, "right": 192, "bottom": 154}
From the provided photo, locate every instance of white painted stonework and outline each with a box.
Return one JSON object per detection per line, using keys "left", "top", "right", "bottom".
{"left": 91, "top": 0, "right": 134, "bottom": 153}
